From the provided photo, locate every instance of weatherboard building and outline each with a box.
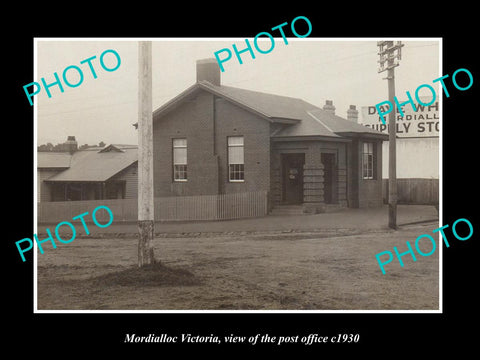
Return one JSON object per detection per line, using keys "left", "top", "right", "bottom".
{"left": 360, "top": 97, "right": 439, "bottom": 205}
{"left": 37, "top": 140, "right": 138, "bottom": 202}
{"left": 151, "top": 59, "right": 388, "bottom": 213}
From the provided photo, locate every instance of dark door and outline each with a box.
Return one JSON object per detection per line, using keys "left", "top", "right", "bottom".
{"left": 282, "top": 153, "right": 305, "bottom": 204}
{"left": 321, "top": 153, "right": 335, "bottom": 204}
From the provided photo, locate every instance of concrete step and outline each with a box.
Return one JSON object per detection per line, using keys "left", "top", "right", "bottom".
{"left": 324, "top": 205, "right": 347, "bottom": 213}
{"left": 271, "top": 204, "right": 346, "bottom": 215}
{"left": 270, "top": 205, "right": 304, "bottom": 216}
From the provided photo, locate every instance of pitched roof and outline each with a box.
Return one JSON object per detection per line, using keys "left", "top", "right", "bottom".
{"left": 44, "top": 145, "right": 137, "bottom": 182}
{"left": 37, "top": 152, "right": 72, "bottom": 168}
{"left": 201, "top": 82, "right": 311, "bottom": 123}
{"left": 153, "top": 81, "right": 388, "bottom": 140}
{"left": 273, "top": 108, "right": 388, "bottom": 139}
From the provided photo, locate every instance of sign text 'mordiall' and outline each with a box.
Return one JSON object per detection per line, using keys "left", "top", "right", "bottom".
{"left": 360, "top": 98, "right": 439, "bottom": 138}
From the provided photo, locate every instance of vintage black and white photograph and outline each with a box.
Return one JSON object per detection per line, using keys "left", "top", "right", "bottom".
{"left": 33, "top": 38, "right": 441, "bottom": 311}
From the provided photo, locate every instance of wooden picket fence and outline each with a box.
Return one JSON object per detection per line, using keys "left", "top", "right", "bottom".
{"left": 37, "top": 191, "right": 268, "bottom": 223}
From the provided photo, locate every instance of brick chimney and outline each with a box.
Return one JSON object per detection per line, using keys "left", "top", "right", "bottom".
{"left": 64, "top": 136, "right": 78, "bottom": 154}
{"left": 323, "top": 100, "right": 335, "bottom": 115}
{"left": 196, "top": 58, "right": 220, "bottom": 86}
{"left": 347, "top": 105, "right": 359, "bottom": 123}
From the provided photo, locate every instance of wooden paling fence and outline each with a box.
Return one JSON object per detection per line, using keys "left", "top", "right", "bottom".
{"left": 383, "top": 178, "right": 439, "bottom": 205}
{"left": 37, "top": 191, "right": 269, "bottom": 223}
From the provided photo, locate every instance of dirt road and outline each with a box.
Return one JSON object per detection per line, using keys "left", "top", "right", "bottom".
{"left": 37, "top": 222, "right": 439, "bottom": 311}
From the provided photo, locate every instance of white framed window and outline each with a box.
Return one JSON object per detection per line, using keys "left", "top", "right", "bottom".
{"left": 228, "top": 136, "right": 244, "bottom": 182}
{"left": 362, "top": 142, "right": 375, "bottom": 180}
{"left": 173, "top": 138, "right": 187, "bottom": 181}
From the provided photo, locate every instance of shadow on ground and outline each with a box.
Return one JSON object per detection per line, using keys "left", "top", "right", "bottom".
{"left": 78, "top": 263, "right": 200, "bottom": 287}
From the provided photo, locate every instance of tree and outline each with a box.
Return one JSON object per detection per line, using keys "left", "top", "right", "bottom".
{"left": 37, "top": 143, "right": 54, "bottom": 152}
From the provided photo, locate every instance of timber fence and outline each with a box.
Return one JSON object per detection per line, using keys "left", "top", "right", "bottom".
{"left": 37, "top": 191, "right": 269, "bottom": 224}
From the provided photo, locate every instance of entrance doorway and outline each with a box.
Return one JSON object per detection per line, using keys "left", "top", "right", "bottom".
{"left": 281, "top": 153, "right": 305, "bottom": 204}
{"left": 321, "top": 153, "right": 336, "bottom": 204}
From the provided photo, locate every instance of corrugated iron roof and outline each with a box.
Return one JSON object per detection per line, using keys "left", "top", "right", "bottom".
{"left": 45, "top": 146, "right": 137, "bottom": 182}
{"left": 37, "top": 152, "right": 72, "bottom": 168}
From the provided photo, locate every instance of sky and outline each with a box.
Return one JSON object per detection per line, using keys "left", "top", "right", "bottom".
{"left": 35, "top": 38, "right": 440, "bottom": 147}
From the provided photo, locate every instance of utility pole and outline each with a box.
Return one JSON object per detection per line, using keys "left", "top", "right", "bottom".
{"left": 377, "top": 41, "right": 403, "bottom": 230}
{"left": 137, "top": 41, "right": 155, "bottom": 266}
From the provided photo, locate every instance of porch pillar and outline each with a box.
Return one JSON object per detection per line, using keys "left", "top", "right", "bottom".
{"left": 303, "top": 163, "right": 325, "bottom": 214}
{"left": 337, "top": 166, "right": 348, "bottom": 207}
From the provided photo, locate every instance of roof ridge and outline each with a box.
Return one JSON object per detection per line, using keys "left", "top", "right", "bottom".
{"left": 306, "top": 110, "right": 334, "bottom": 133}
{"left": 198, "top": 82, "right": 320, "bottom": 122}
{"left": 203, "top": 82, "right": 321, "bottom": 108}
{"left": 153, "top": 81, "right": 385, "bottom": 139}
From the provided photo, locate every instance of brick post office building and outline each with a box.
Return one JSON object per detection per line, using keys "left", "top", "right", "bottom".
{"left": 152, "top": 59, "right": 388, "bottom": 213}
